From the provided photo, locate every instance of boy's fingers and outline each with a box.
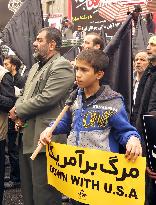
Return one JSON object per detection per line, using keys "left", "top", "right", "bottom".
{"left": 134, "top": 144, "right": 142, "bottom": 157}
{"left": 125, "top": 136, "right": 142, "bottom": 162}
{"left": 39, "top": 129, "right": 52, "bottom": 146}
{"left": 125, "top": 145, "right": 141, "bottom": 162}
{"left": 125, "top": 143, "right": 132, "bottom": 157}
{"left": 39, "top": 133, "right": 47, "bottom": 145}
{"left": 126, "top": 144, "right": 135, "bottom": 159}
{"left": 131, "top": 147, "right": 140, "bottom": 162}
{"left": 39, "top": 137, "right": 46, "bottom": 146}
{"left": 46, "top": 136, "right": 52, "bottom": 143}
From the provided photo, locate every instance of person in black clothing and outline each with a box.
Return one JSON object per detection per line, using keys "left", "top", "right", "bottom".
{"left": 146, "top": 13, "right": 156, "bottom": 34}
{"left": 3, "top": 55, "right": 26, "bottom": 189}
{"left": 0, "top": 65, "right": 15, "bottom": 205}
{"left": 131, "top": 35, "right": 156, "bottom": 205}
{"left": 131, "top": 36, "right": 156, "bottom": 141}
{"left": 4, "top": 55, "right": 26, "bottom": 89}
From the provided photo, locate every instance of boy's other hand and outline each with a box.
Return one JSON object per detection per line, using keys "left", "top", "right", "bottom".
{"left": 39, "top": 127, "right": 52, "bottom": 146}
{"left": 125, "top": 136, "right": 142, "bottom": 162}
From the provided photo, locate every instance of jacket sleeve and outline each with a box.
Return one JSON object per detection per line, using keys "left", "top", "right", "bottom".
{"left": 0, "top": 73, "right": 15, "bottom": 112}
{"left": 14, "top": 73, "right": 26, "bottom": 89}
{"left": 109, "top": 100, "right": 141, "bottom": 146}
{"left": 16, "top": 60, "right": 74, "bottom": 120}
{"left": 49, "top": 110, "right": 72, "bottom": 135}
{"left": 148, "top": 81, "right": 156, "bottom": 112}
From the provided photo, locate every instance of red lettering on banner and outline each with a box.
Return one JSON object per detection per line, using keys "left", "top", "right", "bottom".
{"left": 86, "top": 0, "right": 100, "bottom": 10}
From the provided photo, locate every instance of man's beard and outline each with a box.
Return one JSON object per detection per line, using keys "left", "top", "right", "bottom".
{"left": 33, "top": 52, "right": 46, "bottom": 63}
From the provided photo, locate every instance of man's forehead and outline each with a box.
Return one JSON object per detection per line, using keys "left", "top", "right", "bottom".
{"left": 148, "top": 36, "right": 156, "bottom": 45}
{"left": 135, "top": 52, "right": 148, "bottom": 59}
{"left": 85, "top": 34, "right": 95, "bottom": 41}
{"left": 4, "top": 59, "right": 11, "bottom": 63}
{"left": 37, "top": 30, "right": 47, "bottom": 38}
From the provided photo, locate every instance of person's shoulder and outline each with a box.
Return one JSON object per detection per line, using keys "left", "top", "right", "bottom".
{"left": 53, "top": 55, "right": 73, "bottom": 68}
{"left": 14, "top": 72, "right": 23, "bottom": 79}
{"left": 30, "top": 62, "right": 39, "bottom": 71}
{"left": 65, "top": 87, "right": 78, "bottom": 106}
{"left": 0, "top": 65, "right": 9, "bottom": 81}
{"left": 98, "top": 85, "right": 124, "bottom": 111}
{"left": 101, "top": 85, "right": 122, "bottom": 99}
{"left": 59, "top": 55, "right": 72, "bottom": 64}
{"left": 2, "top": 71, "right": 12, "bottom": 81}
{"left": 1, "top": 72, "right": 13, "bottom": 88}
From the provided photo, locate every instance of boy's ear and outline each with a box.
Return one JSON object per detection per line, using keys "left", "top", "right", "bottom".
{"left": 97, "top": 70, "right": 104, "bottom": 80}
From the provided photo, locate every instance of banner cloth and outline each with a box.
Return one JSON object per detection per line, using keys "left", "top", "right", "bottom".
{"left": 47, "top": 142, "right": 146, "bottom": 205}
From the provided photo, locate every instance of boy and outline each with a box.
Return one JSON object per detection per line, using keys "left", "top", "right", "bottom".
{"left": 39, "top": 49, "right": 142, "bottom": 205}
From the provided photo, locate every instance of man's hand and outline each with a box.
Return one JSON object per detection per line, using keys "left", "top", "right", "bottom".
{"left": 146, "top": 167, "right": 156, "bottom": 179}
{"left": 125, "top": 136, "right": 142, "bottom": 162}
{"left": 15, "top": 118, "right": 24, "bottom": 131}
{"left": 9, "top": 106, "right": 17, "bottom": 121}
{"left": 39, "top": 127, "right": 52, "bottom": 146}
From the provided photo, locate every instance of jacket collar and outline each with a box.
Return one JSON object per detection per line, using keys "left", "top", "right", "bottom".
{"left": 78, "top": 85, "right": 122, "bottom": 108}
{"left": 38, "top": 53, "right": 61, "bottom": 69}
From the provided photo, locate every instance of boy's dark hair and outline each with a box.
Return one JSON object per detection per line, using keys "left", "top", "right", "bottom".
{"left": 39, "top": 27, "right": 62, "bottom": 51}
{"left": 87, "top": 32, "right": 104, "bottom": 50}
{"left": 4, "top": 55, "right": 21, "bottom": 71}
{"left": 76, "top": 49, "right": 109, "bottom": 72}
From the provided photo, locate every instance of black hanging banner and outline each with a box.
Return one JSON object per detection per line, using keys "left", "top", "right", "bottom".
{"left": 103, "top": 15, "right": 133, "bottom": 115}
{"left": 2, "top": 0, "right": 43, "bottom": 70}
{"left": 0, "top": 0, "right": 14, "bottom": 31}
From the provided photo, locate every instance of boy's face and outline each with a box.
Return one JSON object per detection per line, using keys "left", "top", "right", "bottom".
{"left": 75, "top": 60, "right": 104, "bottom": 89}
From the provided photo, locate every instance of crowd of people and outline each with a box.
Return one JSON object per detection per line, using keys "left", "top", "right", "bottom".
{"left": 0, "top": 19, "right": 156, "bottom": 205}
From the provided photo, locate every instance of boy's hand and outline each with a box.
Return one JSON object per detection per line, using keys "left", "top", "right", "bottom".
{"left": 125, "top": 136, "right": 142, "bottom": 162}
{"left": 39, "top": 127, "right": 52, "bottom": 146}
